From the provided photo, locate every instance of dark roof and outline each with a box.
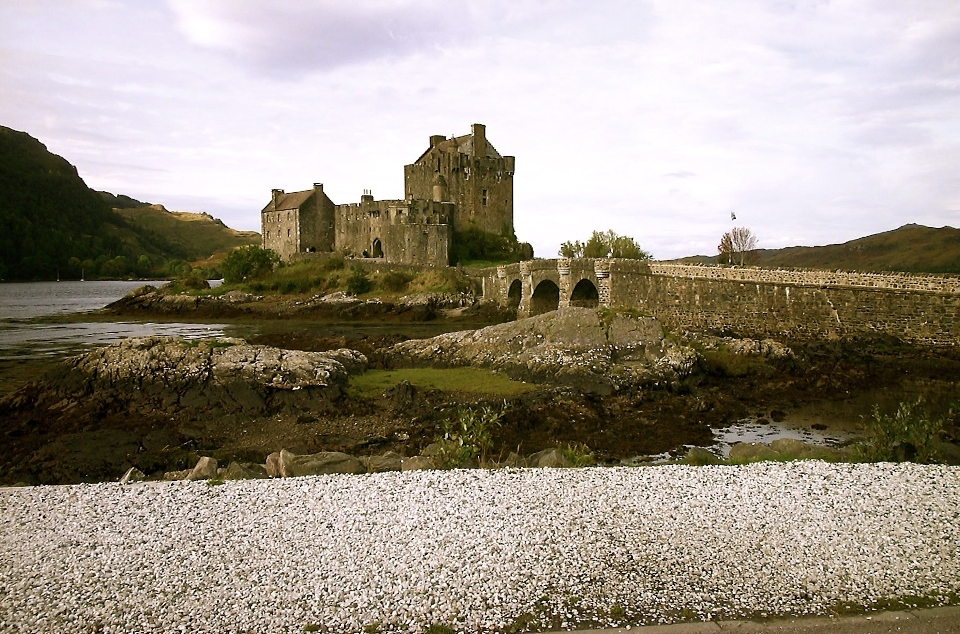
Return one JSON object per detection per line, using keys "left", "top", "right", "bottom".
{"left": 261, "top": 189, "right": 314, "bottom": 213}
{"left": 413, "top": 132, "right": 502, "bottom": 164}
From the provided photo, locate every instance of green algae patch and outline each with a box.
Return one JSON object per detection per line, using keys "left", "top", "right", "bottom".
{"left": 349, "top": 367, "right": 539, "bottom": 398}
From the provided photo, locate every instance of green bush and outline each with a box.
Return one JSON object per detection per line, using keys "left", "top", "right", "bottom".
{"left": 164, "top": 275, "right": 210, "bottom": 293}
{"left": 855, "top": 397, "right": 950, "bottom": 463}
{"left": 378, "top": 270, "right": 414, "bottom": 293}
{"left": 435, "top": 403, "right": 507, "bottom": 468}
{"left": 449, "top": 226, "right": 525, "bottom": 266}
{"left": 560, "top": 230, "right": 651, "bottom": 260}
{"left": 559, "top": 442, "right": 596, "bottom": 467}
{"left": 221, "top": 245, "right": 278, "bottom": 284}
{"left": 346, "top": 265, "right": 373, "bottom": 295}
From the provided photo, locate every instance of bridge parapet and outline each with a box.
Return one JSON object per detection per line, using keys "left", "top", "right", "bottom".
{"left": 650, "top": 263, "right": 960, "bottom": 295}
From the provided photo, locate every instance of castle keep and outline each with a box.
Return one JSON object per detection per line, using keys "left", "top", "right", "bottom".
{"left": 261, "top": 124, "right": 515, "bottom": 266}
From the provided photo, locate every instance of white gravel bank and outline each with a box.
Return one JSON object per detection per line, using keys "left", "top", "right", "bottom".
{"left": 1, "top": 462, "right": 958, "bottom": 634}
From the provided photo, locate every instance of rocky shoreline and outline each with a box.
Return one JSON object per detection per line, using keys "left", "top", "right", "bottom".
{"left": 3, "top": 299, "right": 960, "bottom": 485}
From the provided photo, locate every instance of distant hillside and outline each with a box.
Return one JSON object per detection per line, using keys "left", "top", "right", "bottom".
{"left": 0, "top": 125, "right": 259, "bottom": 280}
{"left": 675, "top": 224, "right": 960, "bottom": 274}
{"left": 113, "top": 205, "right": 259, "bottom": 263}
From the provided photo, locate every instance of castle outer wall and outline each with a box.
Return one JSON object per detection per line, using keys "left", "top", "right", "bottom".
{"left": 480, "top": 260, "right": 960, "bottom": 346}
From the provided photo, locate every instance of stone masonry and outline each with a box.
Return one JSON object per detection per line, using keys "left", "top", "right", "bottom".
{"left": 479, "top": 259, "right": 960, "bottom": 346}
{"left": 261, "top": 124, "right": 515, "bottom": 266}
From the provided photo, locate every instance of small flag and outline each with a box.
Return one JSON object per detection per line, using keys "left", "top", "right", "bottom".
{"left": 730, "top": 212, "right": 737, "bottom": 221}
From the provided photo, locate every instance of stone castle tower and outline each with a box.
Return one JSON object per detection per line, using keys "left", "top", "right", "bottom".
{"left": 261, "top": 124, "right": 514, "bottom": 266}
{"left": 404, "top": 123, "right": 515, "bottom": 235}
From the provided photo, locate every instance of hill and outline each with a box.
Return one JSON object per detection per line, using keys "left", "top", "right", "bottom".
{"left": 113, "top": 205, "right": 259, "bottom": 264}
{"left": 675, "top": 224, "right": 960, "bottom": 274}
{"left": 0, "top": 125, "right": 259, "bottom": 280}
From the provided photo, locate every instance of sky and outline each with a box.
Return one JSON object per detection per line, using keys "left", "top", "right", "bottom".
{"left": 2, "top": 0, "right": 959, "bottom": 260}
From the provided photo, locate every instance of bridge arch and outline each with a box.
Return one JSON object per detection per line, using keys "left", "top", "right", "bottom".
{"left": 530, "top": 279, "right": 560, "bottom": 315}
{"left": 507, "top": 279, "right": 522, "bottom": 308}
{"left": 569, "top": 278, "right": 599, "bottom": 308}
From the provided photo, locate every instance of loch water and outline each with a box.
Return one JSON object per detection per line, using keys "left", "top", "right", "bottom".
{"left": 0, "top": 280, "right": 228, "bottom": 359}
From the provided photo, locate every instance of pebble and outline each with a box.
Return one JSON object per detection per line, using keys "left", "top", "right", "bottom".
{"left": 0, "top": 462, "right": 958, "bottom": 633}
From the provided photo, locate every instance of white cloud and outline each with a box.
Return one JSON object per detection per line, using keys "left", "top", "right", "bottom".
{"left": 1, "top": 0, "right": 959, "bottom": 260}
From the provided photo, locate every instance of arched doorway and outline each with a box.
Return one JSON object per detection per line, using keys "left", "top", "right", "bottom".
{"left": 371, "top": 238, "right": 384, "bottom": 258}
{"left": 569, "top": 278, "right": 599, "bottom": 308}
{"left": 530, "top": 279, "right": 560, "bottom": 316}
{"left": 507, "top": 279, "right": 522, "bottom": 308}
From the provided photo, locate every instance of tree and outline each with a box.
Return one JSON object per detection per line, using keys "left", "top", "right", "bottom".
{"left": 221, "top": 245, "right": 279, "bottom": 284}
{"left": 718, "top": 226, "right": 758, "bottom": 266}
{"left": 558, "top": 230, "right": 651, "bottom": 260}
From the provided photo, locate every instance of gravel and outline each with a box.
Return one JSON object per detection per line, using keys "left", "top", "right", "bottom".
{"left": 1, "top": 462, "right": 958, "bottom": 633}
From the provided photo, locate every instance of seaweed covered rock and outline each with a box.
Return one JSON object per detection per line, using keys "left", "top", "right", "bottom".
{"left": 385, "top": 307, "right": 697, "bottom": 393}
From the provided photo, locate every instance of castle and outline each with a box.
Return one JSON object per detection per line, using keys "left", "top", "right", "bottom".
{"left": 261, "top": 123, "right": 515, "bottom": 266}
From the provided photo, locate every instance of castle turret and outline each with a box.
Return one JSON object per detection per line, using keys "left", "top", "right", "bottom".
{"left": 471, "top": 123, "right": 486, "bottom": 158}
{"left": 432, "top": 173, "right": 448, "bottom": 203}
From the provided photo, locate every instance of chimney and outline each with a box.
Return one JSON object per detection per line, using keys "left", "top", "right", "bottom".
{"left": 471, "top": 123, "right": 486, "bottom": 158}
{"left": 429, "top": 134, "right": 445, "bottom": 148}
{"left": 272, "top": 189, "right": 284, "bottom": 208}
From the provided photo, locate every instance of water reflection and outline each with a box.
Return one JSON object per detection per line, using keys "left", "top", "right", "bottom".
{"left": 0, "top": 321, "right": 229, "bottom": 359}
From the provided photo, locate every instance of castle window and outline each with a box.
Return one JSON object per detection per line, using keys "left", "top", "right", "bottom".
{"left": 482, "top": 189, "right": 488, "bottom": 206}
{"left": 287, "top": 228, "right": 291, "bottom": 237}
{"left": 287, "top": 212, "right": 291, "bottom": 221}
{"left": 437, "top": 157, "right": 441, "bottom": 172}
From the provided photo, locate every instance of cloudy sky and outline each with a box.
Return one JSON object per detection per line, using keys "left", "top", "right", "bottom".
{"left": 2, "top": 0, "right": 959, "bottom": 259}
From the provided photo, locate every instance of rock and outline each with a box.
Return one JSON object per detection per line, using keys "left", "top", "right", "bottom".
{"left": 219, "top": 290, "right": 261, "bottom": 303}
{"left": 162, "top": 469, "right": 192, "bottom": 481}
{"left": 728, "top": 442, "right": 780, "bottom": 463}
{"left": 400, "top": 456, "right": 436, "bottom": 471}
{"left": 528, "top": 448, "right": 567, "bottom": 468}
{"left": 278, "top": 450, "right": 365, "bottom": 477}
{"left": 420, "top": 443, "right": 444, "bottom": 457}
{"left": 119, "top": 467, "right": 145, "bottom": 484}
{"left": 382, "top": 381, "right": 416, "bottom": 410}
{"left": 770, "top": 409, "right": 786, "bottom": 422}
{"left": 361, "top": 452, "right": 403, "bottom": 473}
{"left": 123, "top": 285, "right": 157, "bottom": 299}
{"left": 386, "top": 307, "right": 685, "bottom": 392}
{"left": 5, "top": 337, "right": 369, "bottom": 422}
{"left": 265, "top": 452, "right": 281, "bottom": 478}
{"left": 932, "top": 441, "right": 960, "bottom": 466}
{"left": 222, "top": 462, "right": 264, "bottom": 480}
{"left": 685, "top": 447, "right": 721, "bottom": 465}
{"left": 498, "top": 452, "right": 524, "bottom": 468}
{"left": 186, "top": 456, "right": 219, "bottom": 481}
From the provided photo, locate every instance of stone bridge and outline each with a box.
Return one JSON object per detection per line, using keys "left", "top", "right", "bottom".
{"left": 473, "top": 259, "right": 960, "bottom": 346}
{"left": 484, "top": 258, "right": 621, "bottom": 317}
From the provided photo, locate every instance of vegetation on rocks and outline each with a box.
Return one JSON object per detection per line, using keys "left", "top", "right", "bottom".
{"left": 855, "top": 397, "right": 953, "bottom": 463}
{"left": 434, "top": 403, "right": 507, "bottom": 468}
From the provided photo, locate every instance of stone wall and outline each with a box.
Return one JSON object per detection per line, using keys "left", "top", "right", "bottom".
{"left": 334, "top": 197, "right": 453, "bottom": 266}
{"left": 478, "top": 258, "right": 960, "bottom": 345}
{"left": 649, "top": 263, "right": 960, "bottom": 294}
